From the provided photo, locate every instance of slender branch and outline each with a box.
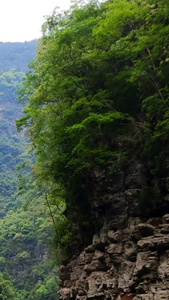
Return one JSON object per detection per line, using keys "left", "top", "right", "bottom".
{"left": 45, "top": 194, "right": 56, "bottom": 228}
{"left": 53, "top": 198, "right": 67, "bottom": 220}
{"left": 146, "top": 47, "right": 168, "bottom": 106}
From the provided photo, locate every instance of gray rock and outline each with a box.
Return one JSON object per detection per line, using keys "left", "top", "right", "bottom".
{"left": 58, "top": 215, "right": 169, "bottom": 300}
{"left": 84, "top": 260, "right": 107, "bottom": 272}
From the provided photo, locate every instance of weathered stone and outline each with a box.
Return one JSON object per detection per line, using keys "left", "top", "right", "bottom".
{"left": 92, "top": 234, "right": 101, "bottom": 247}
{"left": 107, "top": 230, "right": 115, "bottom": 240}
{"left": 134, "top": 251, "right": 158, "bottom": 277}
{"left": 163, "top": 214, "right": 169, "bottom": 223}
{"left": 93, "top": 250, "right": 104, "bottom": 261}
{"left": 87, "top": 272, "right": 106, "bottom": 298}
{"left": 70, "top": 267, "right": 86, "bottom": 282}
{"left": 133, "top": 294, "right": 153, "bottom": 300}
{"left": 158, "top": 252, "right": 169, "bottom": 280}
{"left": 59, "top": 215, "right": 169, "bottom": 300}
{"left": 106, "top": 243, "right": 123, "bottom": 264}
{"left": 59, "top": 265, "right": 70, "bottom": 281}
{"left": 104, "top": 254, "right": 113, "bottom": 268}
{"left": 137, "top": 234, "right": 169, "bottom": 249}
{"left": 84, "top": 252, "right": 94, "bottom": 264}
{"left": 154, "top": 290, "right": 169, "bottom": 300}
{"left": 131, "top": 229, "right": 142, "bottom": 242}
{"left": 118, "top": 261, "right": 135, "bottom": 290}
{"left": 107, "top": 230, "right": 123, "bottom": 242}
{"left": 84, "top": 260, "right": 107, "bottom": 272}
{"left": 85, "top": 245, "right": 95, "bottom": 253}
{"left": 160, "top": 224, "right": 169, "bottom": 233}
{"left": 124, "top": 241, "right": 137, "bottom": 262}
{"left": 106, "top": 243, "right": 123, "bottom": 254}
{"left": 58, "top": 288, "right": 70, "bottom": 300}
{"left": 106, "top": 278, "right": 116, "bottom": 289}
{"left": 147, "top": 217, "right": 162, "bottom": 228}
{"left": 138, "top": 223, "right": 154, "bottom": 237}
{"left": 78, "top": 290, "right": 86, "bottom": 296}
{"left": 77, "top": 252, "right": 86, "bottom": 266}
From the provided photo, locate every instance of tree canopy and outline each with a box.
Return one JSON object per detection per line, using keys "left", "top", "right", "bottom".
{"left": 17, "top": 0, "right": 169, "bottom": 253}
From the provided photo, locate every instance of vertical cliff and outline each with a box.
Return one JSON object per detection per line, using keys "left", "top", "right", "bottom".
{"left": 58, "top": 160, "right": 169, "bottom": 300}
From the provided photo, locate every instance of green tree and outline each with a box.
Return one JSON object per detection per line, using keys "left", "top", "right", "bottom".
{"left": 0, "top": 272, "right": 16, "bottom": 299}
{"left": 17, "top": 0, "right": 169, "bottom": 253}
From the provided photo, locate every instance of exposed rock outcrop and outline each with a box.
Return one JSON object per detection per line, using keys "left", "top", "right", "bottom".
{"left": 58, "top": 157, "right": 169, "bottom": 300}
{"left": 59, "top": 214, "right": 169, "bottom": 300}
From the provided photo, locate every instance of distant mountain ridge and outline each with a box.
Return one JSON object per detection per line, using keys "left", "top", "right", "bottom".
{"left": 0, "top": 40, "right": 38, "bottom": 72}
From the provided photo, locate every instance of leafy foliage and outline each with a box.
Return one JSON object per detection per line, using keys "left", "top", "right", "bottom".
{"left": 17, "top": 0, "right": 169, "bottom": 254}
{"left": 0, "top": 43, "right": 60, "bottom": 298}
{"left": 0, "top": 197, "right": 59, "bottom": 299}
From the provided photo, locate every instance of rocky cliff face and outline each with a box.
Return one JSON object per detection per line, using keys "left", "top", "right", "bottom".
{"left": 58, "top": 160, "right": 169, "bottom": 300}
{"left": 59, "top": 215, "right": 169, "bottom": 300}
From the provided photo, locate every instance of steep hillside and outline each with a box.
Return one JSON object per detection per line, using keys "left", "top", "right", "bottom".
{"left": 0, "top": 42, "right": 59, "bottom": 299}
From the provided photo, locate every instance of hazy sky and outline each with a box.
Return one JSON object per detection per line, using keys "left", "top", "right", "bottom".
{"left": 0, "top": 0, "right": 71, "bottom": 42}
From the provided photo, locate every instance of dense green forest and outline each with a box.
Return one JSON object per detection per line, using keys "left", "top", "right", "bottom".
{"left": 0, "top": 41, "right": 37, "bottom": 73}
{"left": 0, "top": 42, "right": 59, "bottom": 299}
{"left": 17, "top": 0, "right": 169, "bottom": 259}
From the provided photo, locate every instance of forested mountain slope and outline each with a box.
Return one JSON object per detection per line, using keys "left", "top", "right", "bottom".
{"left": 0, "top": 40, "right": 38, "bottom": 72}
{"left": 0, "top": 41, "right": 59, "bottom": 299}
{"left": 17, "top": 0, "right": 169, "bottom": 299}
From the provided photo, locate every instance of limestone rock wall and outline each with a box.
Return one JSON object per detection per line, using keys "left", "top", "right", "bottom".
{"left": 58, "top": 158, "right": 169, "bottom": 300}
{"left": 59, "top": 214, "right": 169, "bottom": 300}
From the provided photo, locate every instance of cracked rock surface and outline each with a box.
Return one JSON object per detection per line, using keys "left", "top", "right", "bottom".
{"left": 59, "top": 215, "right": 169, "bottom": 300}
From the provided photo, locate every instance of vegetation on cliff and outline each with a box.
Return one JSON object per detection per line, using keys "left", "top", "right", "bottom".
{"left": 17, "top": 0, "right": 169, "bottom": 256}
